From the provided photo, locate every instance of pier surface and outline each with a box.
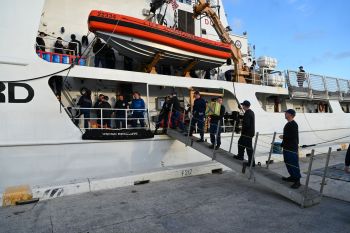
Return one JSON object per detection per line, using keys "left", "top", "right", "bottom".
{"left": 1, "top": 169, "right": 349, "bottom": 233}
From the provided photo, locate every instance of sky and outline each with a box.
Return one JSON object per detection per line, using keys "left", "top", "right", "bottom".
{"left": 222, "top": 0, "right": 350, "bottom": 79}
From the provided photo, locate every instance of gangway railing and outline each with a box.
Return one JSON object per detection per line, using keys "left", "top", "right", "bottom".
{"left": 65, "top": 107, "right": 150, "bottom": 130}
{"left": 166, "top": 106, "right": 337, "bottom": 207}
{"left": 286, "top": 70, "right": 350, "bottom": 101}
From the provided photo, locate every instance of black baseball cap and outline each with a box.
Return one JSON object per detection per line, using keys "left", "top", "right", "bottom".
{"left": 194, "top": 91, "right": 200, "bottom": 95}
{"left": 240, "top": 100, "right": 250, "bottom": 107}
{"left": 285, "top": 109, "right": 296, "bottom": 116}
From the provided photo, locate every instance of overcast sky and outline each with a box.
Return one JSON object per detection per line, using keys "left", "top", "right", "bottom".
{"left": 222, "top": 0, "right": 350, "bottom": 79}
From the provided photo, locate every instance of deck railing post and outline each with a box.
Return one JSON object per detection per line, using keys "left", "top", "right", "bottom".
{"left": 100, "top": 108, "right": 103, "bottom": 129}
{"left": 266, "top": 132, "right": 277, "bottom": 169}
{"left": 125, "top": 109, "right": 128, "bottom": 129}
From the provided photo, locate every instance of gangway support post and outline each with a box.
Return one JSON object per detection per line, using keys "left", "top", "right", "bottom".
{"left": 228, "top": 121, "right": 236, "bottom": 153}
{"left": 266, "top": 132, "right": 277, "bottom": 169}
{"left": 249, "top": 132, "right": 259, "bottom": 180}
{"left": 320, "top": 147, "right": 332, "bottom": 195}
{"left": 302, "top": 149, "right": 315, "bottom": 208}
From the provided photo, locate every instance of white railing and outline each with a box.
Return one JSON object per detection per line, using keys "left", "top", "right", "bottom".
{"left": 66, "top": 107, "right": 149, "bottom": 130}
{"left": 286, "top": 70, "right": 350, "bottom": 100}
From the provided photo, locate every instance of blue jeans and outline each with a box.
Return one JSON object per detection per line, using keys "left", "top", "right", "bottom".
{"left": 190, "top": 115, "right": 204, "bottom": 139}
{"left": 94, "top": 56, "right": 106, "bottom": 68}
{"left": 210, "top": 123, "right": 221, "bottom": 146}
{"left": 283, "top": 150, "right": 301, "bottom": 180}
{"left": 115, "top": 118, "right": 126, "bottom": 128}
{"left": 171, "top": 111, "right": 184, "bottom": 130}
{"left": 132, "top": 111, "right": 145, "bottom": 128}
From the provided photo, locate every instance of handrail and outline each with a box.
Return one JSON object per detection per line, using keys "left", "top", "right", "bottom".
{"left": 286, "top": 70, "right": 350, "bottom": 100}
{"left": 66, "top": 107, "right": 150, "bottom": 130}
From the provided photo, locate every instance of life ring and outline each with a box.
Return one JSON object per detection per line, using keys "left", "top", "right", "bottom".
{"left": 318, "top": 102, "right": 326, "bottom": 112}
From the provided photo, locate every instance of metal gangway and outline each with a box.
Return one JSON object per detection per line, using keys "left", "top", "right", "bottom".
{"left": 167, "top": 128, "right": 326, "bottom": 208}
{"left": 286, "top": 70, "right": 350, "bottom": 100}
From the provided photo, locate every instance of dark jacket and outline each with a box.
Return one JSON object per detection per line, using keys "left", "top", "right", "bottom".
{"left": 160, "top": 100, "right": 171, "bottom": 116}
{"left": 210, "top": 105, "right": 225, "bottom": 125}
{"left": 36, "top": 37, "right": 45, "bottom": 51}
{"left": 54, "top": 41, "right": 64, "bottom": 54}
{"left": 97, "top": 101, "right": 112, "bottom": 119}
{"left": 77, "top": 95, "right": 92, "bottom": 108}
{"left": 241, "top": 109, "right": 255, "bottom": 137}
{"left": 114, "top": 100, "right": 129, "bottom": 117}
{"left": 281, "top": 120, "right": 299, "bottom": 152}
{"left": 68, "top": 39, "right": 82, "bottom": 56}
{"left": 193, "top": 98, "right": 206, "bottom": 117}
{"left": 93, "top": 41, "right": 106, "bottom": 57}
{"left": 170, "top": 96, "right": 181, "bottom": 112}
{"left": 105, "top": 47, "right": 116, "bottom": 69}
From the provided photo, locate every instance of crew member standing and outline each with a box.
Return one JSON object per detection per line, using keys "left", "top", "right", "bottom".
{"left": 209, "top": 97, "right": 225, "bottom": 150}
{"left": 297, "top": 66, "right": 306, "bottom": 87}
{"left": 279, "top": 109, "right": 301, "bottom": 189}
{"left": 234, "top": 100, "right": 255, "bottom": 167}
{"left": 169, "top": 92, "right": 184, "bottom": 131}
{"left": 114, "top": 94, "right": 129, "bottom": 129}
{"left": 154, "top": 96, "right": 171, "bottom": 134}
{"left": 189, "top": 91, "right": 206, "bottom": 142}
{"left": 344, "top": 145, "right": 350, "bottom": 173}
{"left": 77, "top": 89, "right": 92, "bottom": 129}
{"left": 36, "top": 32, "right": 46, "bottom": 52}
{"left": 131, "top": 92, "right": 145, "bottom": 128}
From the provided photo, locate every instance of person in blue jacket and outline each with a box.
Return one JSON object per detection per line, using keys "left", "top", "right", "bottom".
{"left": 190, "top": 91, "right": 206, "bottom": 142}
{"left": 131, "top": 91, "right": 145, "bottom": 128}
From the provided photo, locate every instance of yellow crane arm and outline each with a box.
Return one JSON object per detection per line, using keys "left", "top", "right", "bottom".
{"left": 193, "top": 0, "right": 247, "bottom": 82}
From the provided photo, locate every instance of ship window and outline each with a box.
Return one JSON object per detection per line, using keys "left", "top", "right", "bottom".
{"left": 178, "top": 10, "right": 194, "bottom": 35}
{"left": 340, "top": 101, "right": 350, "bottom": 113}
{"left": 201, "top": 29, "right": 207, "bottom": 35}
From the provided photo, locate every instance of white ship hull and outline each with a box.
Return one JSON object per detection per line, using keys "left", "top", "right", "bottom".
{"left": 1, "top": 0, "right": 349, "bottom": 202}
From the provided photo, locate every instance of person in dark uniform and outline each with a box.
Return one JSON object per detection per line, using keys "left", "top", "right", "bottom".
{"left": 77, "top": 89, "right": 92, "bottom": 128}
{"left": 345, "top": 145, "right": 350, "bottom": 173}
{"left": 100, "top": 96, "right": 112, "bottom": 128}
{"left": 279, "top": 109, "right": 301, "bottom": 189}
{"left": 234, "top": 100, "right": 255, "bottom": 167}
{"left": 54, "top": 37, "right": 65, "bottom": 54}
{"left": 189, "top": 91, "right": 206, "bottom": 142}
{"left": 114, "top": 94, "right": 129, "bottom": 129}
{"left": 209, "top": 97, "right": 225, "bottom": 150}
{"left": 297, "top": 66, "right": 306, "bottom": 87}
{"left": 93, "top": 38, "right": 107, "bottom": 68}
{"left": 169, "top": 92, "right": 184, "bottom": 131}
{"left": 68, "top": 34, "right": 82, "bottom": 56}
{"left": 154, "top": 96, "right": 171, "bottom": 134}
{"left": 36, "top": 32, "right": 46, "bottom": 51}
{"left": 94, "top": 94, "right": 104, "bottom": 127}
{"left": 105, "top": 45, "right": 116, "bottom": 69}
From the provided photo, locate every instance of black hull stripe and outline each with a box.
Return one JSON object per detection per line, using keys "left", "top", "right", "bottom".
{"left": 88, "top": 16, "right": 232, "bottom": 54}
